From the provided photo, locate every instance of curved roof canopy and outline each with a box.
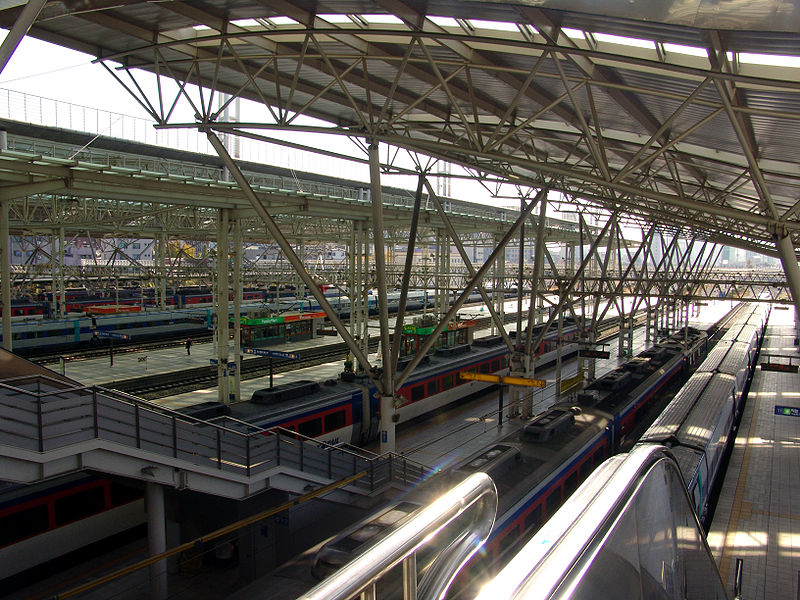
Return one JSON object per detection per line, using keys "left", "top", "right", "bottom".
{"left": 4, "top": 0, "right": 800, "bottom": 255}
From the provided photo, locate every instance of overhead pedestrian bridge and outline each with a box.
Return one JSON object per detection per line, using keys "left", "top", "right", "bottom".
{"left": 0, "top": 349, "right": 432, "bottom": 500}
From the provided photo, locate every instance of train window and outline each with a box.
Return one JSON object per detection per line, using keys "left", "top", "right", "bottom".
{"left": 110, "top": 482, "right": 142, "bottom": 506}
{"left": 545, "top": 488, "right": 562, "bottom": 518}
{"left": 298, "top": 418, "right": 322, "bottom": 438}
{"left": 564, "top": 472, "right": 579, "bottom": 498}
{"left": 411, "top": 385, "right": 425, "bottom": 402}
{"left": 501, "top": 357, "right": 508, "bottom": 368}
{"left": 0, "top": 504, "right": 49, "bottom": 546}
{"left": 491, "top": 359, "right": 501, "bottom": 372}
{"left": 498, "top": 531, "right": 517, "bottom": 559}
{"left": 524, "top": 505, "right": 542, "bottom": 533}
{"left": 479, "top": 362, "right": 491, "bottom": 374}
{"left": 324, "top": 410, "right": 346, "bottom": 432}
{"left": 54, "top": 486, "right": 106, "bottom": 526}
{"left": 579, "top": 460, "right": 591, "bottom": 481}
{"left": 426, "top": 379, "right": 439, "bottom": 395}
{"left": 442, "top": 374, "right": 454, "bottom": 390}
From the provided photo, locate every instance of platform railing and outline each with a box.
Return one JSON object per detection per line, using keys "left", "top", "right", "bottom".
{"left": 476, "top": 444, "right": 728, "bottom": 600}
{"left": 297, "top": 471, "right": 497, "bottom": 600}
{"left": 0, "top": 373, "right": 432, "bottom": 493}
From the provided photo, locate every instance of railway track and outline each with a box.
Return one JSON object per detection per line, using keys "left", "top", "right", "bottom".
{"left": 102, "top": 311, "right": 643, "bottom": 400}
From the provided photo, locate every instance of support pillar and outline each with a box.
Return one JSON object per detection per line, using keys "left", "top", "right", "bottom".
{"left": 232, "top": 218, "right": 242, "bottom": 402}
{"left": 493, "top": 234, "right": 506, "bottom": 336}
{"left": 146, "top": 482, "right": 167, "bottom": 600}
{"left": 775, "top": 232, "right": 800, "bottom": 344}
{"left": 436, "top": 231, "right": 449, "bottom": 316}
{"left": 57, "top": 226, "right": 65, "bottom": 319}
{"left": 555, "top": 304, "right": 564, "bottom": 399}
{"left": 157, "top": 231, "right": 167, "bottom": 310}
{"left": 369, "top": 142, "right": 395, "bottom": 455}
{"left": 0, "top": 197, "right": 9, "bottom": 350}
{"left": 522, "top": 197, "right": 548, "bottom": 418}
{"left": 217, "top": 208, "right": 230, "bottom": 404}
{"left": 348, "top": 224, "right": 358, "bottom": 368}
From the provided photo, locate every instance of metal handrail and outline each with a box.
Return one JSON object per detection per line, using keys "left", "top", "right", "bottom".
{"left": 0, "top": 373, "right": 434, "bottom": 492}
{"left": 297, "top": 472, "right": 497, "bottom": 600}
{"left": 476, "top": 444, "right": 725, "bottom": 600}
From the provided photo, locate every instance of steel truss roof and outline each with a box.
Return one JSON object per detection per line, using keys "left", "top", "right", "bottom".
{"left": 2, "top": 1, "right": 800, "bottom": 255}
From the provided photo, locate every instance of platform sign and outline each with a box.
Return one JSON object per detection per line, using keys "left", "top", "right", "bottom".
{"left": 459, "top": 371, "right": 546, "bottom": 388}
{"left": 775, "top": 405, "right": 800, "bottom": 417}
{"left": 579, "top": 349, "right": 611, "bottom": 359}
{"left": 761, "top": 362, "right": 799, "bottom": 373}
{"left": 95, "top": 330, "right": 130, "bottom": 340}
{"left": 243, "top": 347, "right": 299, "bottom": 360}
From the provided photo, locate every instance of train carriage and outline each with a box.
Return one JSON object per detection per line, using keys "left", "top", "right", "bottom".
{"left": 637, "top": 302, "right": 770, "bottom": 528}
{"left": 308, "top": 324, "right": 717, "bottom": 594}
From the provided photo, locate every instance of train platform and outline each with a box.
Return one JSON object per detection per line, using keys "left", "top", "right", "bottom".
{"left": 47, "top": 300, "right": 528, "bottom": 391}
{"left": 707, "top": 307, "right": 800, "bottom": 599}
{"left": 1, "top": 303, "right": 730, "bottom": 600}
{"left": 56, "top": 331, "right": 339, "bottom": 393}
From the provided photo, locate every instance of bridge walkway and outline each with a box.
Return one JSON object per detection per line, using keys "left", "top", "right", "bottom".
{"left": 0, "top": 349, "right": 431, "bottom": 501}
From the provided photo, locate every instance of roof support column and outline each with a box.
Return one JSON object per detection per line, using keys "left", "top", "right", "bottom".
{"left": 436, "top": 230, "right": 449, "bottom": 316}
{"left": 521, "top": 195, "right": 548, "bottom": 418}
{"left": 390, "top": 174, "right": 425, "bottom": 372}
{"left": 206, "top": 131, "right": 373, "bottom": 381}
{"left": 369, "top": 142, "right": 395, "bottom": 454}
{"left": 1, "top": 127, "right": 8, "bottom": 350}
{"left": 157, "top": 231, "right": 167, "bottom": 310}
{"left": 395, "top": 191, "right": 546, "bottom": 391}
{"left": 216, "top": 207, "right": 230, "bottom": 404}
{"left": 231, "top": 217, "right": 242, "bottom": 403}
{"left": 494, "top": 233, "right": 506, "bottom": 336}
{"left": 529, "top": 216, "right": 616, "bottom": 354}
{"left": 1, "top": 197, "right": 9, "bottom": 350}
{"left": 422, "top": 178, "right": 520, "bottom": 351}
{"left": 56, "top": 226, "right": 65, "bottom": 319}
{"left": 774, "top": 232, "right": 800, "bottom": 343}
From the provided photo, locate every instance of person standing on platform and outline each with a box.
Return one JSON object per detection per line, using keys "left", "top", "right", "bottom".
{"left": 185, "top": 337, "right": 192, "bottom": 356}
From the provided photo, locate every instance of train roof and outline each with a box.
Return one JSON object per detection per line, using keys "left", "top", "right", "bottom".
{"left": 716, "top": 342, "right": 752, "bottom": 377}
{"left": 677, "top": 373, "right": 737, "bottom": 450}
{"left": 696, "top": 343, "right": 732, "bottom": 374}
{"left": 454, "top": 407, "right": 610, "bottom": 518}
{"left": 225, "top": 378, "right": 361, "bottom": 428}
{"left": 575, "top": 340, "right": 689, "bottom": 415}
{"left": 639, "top": 372, "right": 714, "bottom": 444}
{"left": 403, "top": 339, "right": 507, "bottom": 382}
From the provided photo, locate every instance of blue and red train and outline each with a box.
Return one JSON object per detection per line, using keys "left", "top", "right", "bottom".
{"left": 0, "top": 316, "right": 582, "bottom": 583}
{"left": 309, "top": 303, "right": 770, "bottom": 594}
{"left": 5, "top": 285, "right": 298, "bottom": 317}
{"left": 311, "top": 323, "right": 714, "bottom": 588}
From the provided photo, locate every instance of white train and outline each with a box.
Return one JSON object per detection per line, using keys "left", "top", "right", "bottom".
{"left": 638, "top": 302, "right": 770, "bottom": 527}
